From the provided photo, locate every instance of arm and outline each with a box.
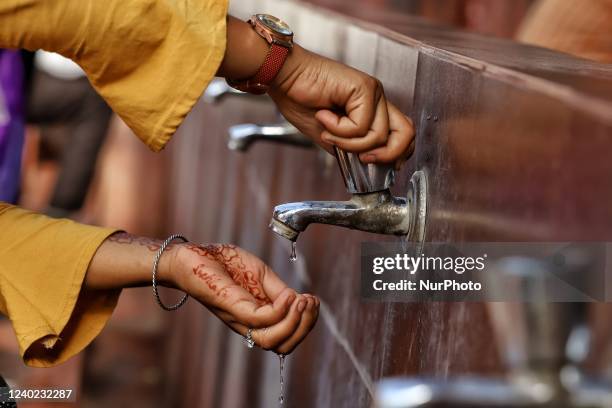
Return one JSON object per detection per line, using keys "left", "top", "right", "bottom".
{"left": 0, "top": 203, "right": 314, "bottom": 366}
{"left": 0, "top": 3, "right": 414, "bottom": 163}
{"left": 218, "top": 16, "right": 415, "bottom": 166}
{"left": 0, "top": 0, "right": 411, "bottom": 362}
{"left": 85, "top": 233, "right": 318, "bottom": 354}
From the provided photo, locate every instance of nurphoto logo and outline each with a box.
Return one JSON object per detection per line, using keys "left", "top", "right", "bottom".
{"left": 361, "top": 242, "right": 608, "bottom": 302}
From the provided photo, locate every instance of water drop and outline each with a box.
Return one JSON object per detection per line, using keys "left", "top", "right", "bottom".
{"left": 278, "top": 354, "right": 286, "bottom": 406}
{"left": 289, "top": 241, "right": 297, "bottom": 262}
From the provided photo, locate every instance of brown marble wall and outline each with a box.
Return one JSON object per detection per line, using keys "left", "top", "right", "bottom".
{"left": 163, "top": 1, "right": 612, "bottom": 407}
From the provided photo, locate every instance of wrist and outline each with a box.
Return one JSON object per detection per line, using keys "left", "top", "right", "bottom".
{"left": 155, "top": 243, "right": 185, "bottom": 290}
{"left": 218, "top": 16, "right": 269, "bottom": 81}
{"left": 221, "top": 14, "right": 298, "bottom": 94}
{"left": 269, "top": 43, "right": 305, "bottom": 92}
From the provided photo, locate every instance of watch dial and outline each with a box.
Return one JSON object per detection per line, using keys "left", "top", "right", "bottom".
{"left": 257, "top": 14, "right": 293, "bottom": 36}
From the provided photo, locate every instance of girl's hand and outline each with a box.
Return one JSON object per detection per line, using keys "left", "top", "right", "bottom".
{"left": 87, "top": 234, "right": 318, "bottom": 355}
{"left": 217, "top": 17, "right": 415, "bottom": 168}
{"left": 269, "top": 45, "right": 415, "bottom": 168}
{"left": 174, "top": 243, "right": 319, "bottom": 355}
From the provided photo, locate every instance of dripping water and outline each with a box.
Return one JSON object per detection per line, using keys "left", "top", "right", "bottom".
{"left": 278, "top": 353, "right": 286, "bottom": 406}
{"left": 279, "top": 242, "right": 296, "bottom": 405}
{"left": 289, "top": 241, "right": 297, "bottom": 262}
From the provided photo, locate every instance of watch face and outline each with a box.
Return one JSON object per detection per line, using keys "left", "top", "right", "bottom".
{"left": 256, "top": 14, "right": 293, "bottom": 36}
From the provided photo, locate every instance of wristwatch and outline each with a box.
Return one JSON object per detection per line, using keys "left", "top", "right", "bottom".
{"left": 227, "top": 14, "right": 294, "bottom": 95}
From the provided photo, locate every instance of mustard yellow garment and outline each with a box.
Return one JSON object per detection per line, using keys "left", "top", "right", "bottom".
{"left": 0, "top": 0, "right": 227, "bottom": 366}
{"left": 0, "top": 0, "right": 228, "bottom": 152}
{"left": 0, "top": 204, "right": 120, "bottom": 367}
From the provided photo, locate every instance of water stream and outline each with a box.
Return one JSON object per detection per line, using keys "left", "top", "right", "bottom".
{"left": 289, "top": 241, "right": 297, "bottom": 262}
{"left": 278, "top": 353, "right": 286, "bottom": 406}
{"left": 277, "top": 241, "right": 296, "bottom": 406}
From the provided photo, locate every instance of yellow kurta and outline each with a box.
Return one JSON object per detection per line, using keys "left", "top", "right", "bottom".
{"left": 0, "top": 0, "right": 227, "bottom": 366}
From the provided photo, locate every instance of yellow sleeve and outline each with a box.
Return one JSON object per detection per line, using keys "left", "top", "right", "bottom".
{"left": 0, "top": 203, "right": 121, "bottom": 367}
{"left": 0, "top": 0, "right": 228, "bottom": 151}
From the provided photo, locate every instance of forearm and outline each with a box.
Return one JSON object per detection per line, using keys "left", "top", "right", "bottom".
{"left": 216, "top": 16, "right": 269, "bottom": 80}
{"left": 217, "top": 15, "right": 307, "bottom": 86}
{"left": 84, "top": 233, "right": 180, "bottom": 291}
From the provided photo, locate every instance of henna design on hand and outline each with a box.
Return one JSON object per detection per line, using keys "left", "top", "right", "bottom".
{"left": 107, "top": 232, "right": 166, "bottom": 252}
{"left": 192, "top": 264, "right": 227, "bottom": 297}
{"left": 186, "top": 244, "right": 269, "bottom": 305}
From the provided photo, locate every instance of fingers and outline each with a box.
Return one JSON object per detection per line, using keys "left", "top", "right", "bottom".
{"left": 395, "top": 138, "right": 416, "bottom": 171}
{"left": 320, "top": 95, "right": 390, "bottom": 152}
{"left": 276, "top": 295, "right": 319, "bottom": 355}
{"left": 250, "top": 296, "right": 304, "bottom": 350}
{"left": 228, "top": 289, "right": 297, "bottom": 329}
{"left": 230, "top": 294, "right": 312, "bottom": 351}
{"left": 314, "top": 79, "right": 381, "bottom": 139}
{"left": 313, "top": 72, "right": 415, "bottom": 163}
{"left": 359, "top": 102, "right": 415, "bottom": 164}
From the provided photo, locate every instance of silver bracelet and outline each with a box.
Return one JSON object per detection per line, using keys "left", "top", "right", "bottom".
{"left": 152, "top": 234, "right": 189, "bottom": 311}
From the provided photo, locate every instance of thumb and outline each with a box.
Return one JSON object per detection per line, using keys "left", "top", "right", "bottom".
{"left": 231, "top": 288, "right": 297, "bottom": 328}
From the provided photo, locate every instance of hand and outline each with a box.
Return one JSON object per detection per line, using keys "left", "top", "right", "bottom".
{"left": 217, "top": 17, "right": 414, "bottom": 168}
{"left": 174, "top": 243, "right": 319, "bottom": 355}
{"left": 86, "top": 233, "right": 319, "bottom": 354}
{"left": 269, "top": 45, "right": 415, "bottom": 168}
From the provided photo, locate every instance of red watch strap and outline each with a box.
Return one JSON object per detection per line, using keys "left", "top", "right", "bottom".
{"left": 251, "top": 43, "right": 290, "bottom": 85}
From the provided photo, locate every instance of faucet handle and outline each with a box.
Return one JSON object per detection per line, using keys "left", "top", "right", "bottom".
{"left": 335, "top": 147, "right": 395, "bottom": 193}
{"left": 227, "top": 122, "right": 314, "bottom": 152}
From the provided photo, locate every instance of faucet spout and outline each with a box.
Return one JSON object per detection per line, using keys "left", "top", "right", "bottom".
{"left": 269, "top": 189, "right": 411, "bottom": 242}
{"left": 269, "top": 170, "right": 427, "bottom": 243}
{"left": 227, "top": 122, "right": 313, "bottom": 151}
{"left": 202, "top": 78, "right": 246, "bottom": 103}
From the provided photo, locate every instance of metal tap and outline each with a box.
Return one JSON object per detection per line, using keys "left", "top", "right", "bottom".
{"left": 202, "top": 78, "right": 247, "bottom": 103}
{"left": 374, "top": 254, "right": 612, "bottom": 408}
{"left": 227, "top": 122, "right": 313, "bottom": 152}
{"left": 269, "top": 147, "right": 427, "bottom": 243}
{"left": 204, "top": 80, "right": 314, "bottom": 151}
